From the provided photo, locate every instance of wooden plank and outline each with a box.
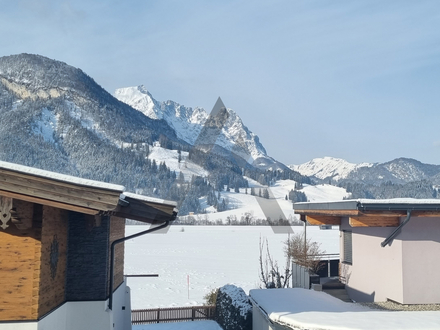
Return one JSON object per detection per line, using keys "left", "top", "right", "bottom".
{"left": 114, "top": 198, "right": 176, "bottom": 223}
{"left": 0, "top": 171, "right": 120, "bottom": 206}
{"left": 349, "top": 216, "right": 399, "bottom": 227}
{"left": 306, "top": 215, "right": 341, "bottom": 226}
{"left": 0, "top": 168, "right": 122, "bottom": 196}
{"left": 0, "top": 190, "right": 100, "bottom": 215}
{"left": 0, "top": 180, "right": 116, "bottom": 211}
{"left": 0, "top": 227, "right": 40, "bottom": 321}
{"left": 124, "top": 196, "right": 176, "bottom": 215}
{"left": 359, "top": 211, "right": 407, "bottom": 217}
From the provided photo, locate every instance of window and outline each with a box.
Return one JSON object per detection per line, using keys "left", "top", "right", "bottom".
{"left": 343, "top": 231, "right": 352, "bottom": 264}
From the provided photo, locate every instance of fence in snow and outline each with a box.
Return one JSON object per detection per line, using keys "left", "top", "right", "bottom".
{"left": 291, "top": 262, "right": 311, "bottom": 289}
{"left": 132, "top": 305, "right": 216, "bottom": 325}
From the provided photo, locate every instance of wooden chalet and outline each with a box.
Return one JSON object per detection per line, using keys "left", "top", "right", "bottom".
{"left": 0, "top": 161, "right": 177, "bottom": 330}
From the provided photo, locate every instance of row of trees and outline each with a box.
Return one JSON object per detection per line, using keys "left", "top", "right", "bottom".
{"left": 340, "top": 179, "right": 437, "bottom": 199}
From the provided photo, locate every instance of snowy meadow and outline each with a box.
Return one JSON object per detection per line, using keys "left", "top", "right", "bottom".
{"left": 124, "top": 225, "right": 339, "bottom": 309}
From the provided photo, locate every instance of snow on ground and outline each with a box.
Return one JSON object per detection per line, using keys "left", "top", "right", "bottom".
{"left": 124, "top": 225, "right": 339, "bottom": 309}
{"left": 147, "top": 145, "right": 208, "bottom": 180}
{"left": 133, "top": 320, "right": 223, "bottom": 330}
{"left": 183, "top": 180, "right": 348, "bottom": 224}
{"left": 195, "top": 190, "right": 286, "bottom": 222}
{"left": 250, "top": 288, "right": 440, "bottom": 330}
{"left": 243, "top": 176, "right": 263, "bottom": 188}
{"left": 300, "top": 183, "right": 350, "bottom": 201}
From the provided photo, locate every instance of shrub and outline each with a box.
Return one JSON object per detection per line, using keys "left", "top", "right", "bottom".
{"left": 215, "top": 284, "right": 252, "bottom": 330}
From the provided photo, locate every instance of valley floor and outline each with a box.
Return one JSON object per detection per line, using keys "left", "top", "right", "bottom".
{"left": 124, "top": 225, "right": 339, "bottom": 309}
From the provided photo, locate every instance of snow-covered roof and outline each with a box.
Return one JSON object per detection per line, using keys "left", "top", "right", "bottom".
{"left": 0, "top": 160, "right": 177, "bottom": 223}
{"left": 122, "top": 192, "right": 177, "bottom": 207}
{"left": 294, "top": 198, "right": 440, "bottom": 211}
{"left": 0, "top": 160, "right": 125, "bottom": 192}
{"left": 250, "top": 288, "right": 440, "bottom": 330}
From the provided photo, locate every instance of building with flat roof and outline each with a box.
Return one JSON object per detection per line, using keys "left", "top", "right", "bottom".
{"left": 294, "top": 199, "right": 440, "bottom": 304}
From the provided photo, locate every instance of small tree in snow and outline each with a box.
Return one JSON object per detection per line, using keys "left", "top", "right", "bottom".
{"left": 284, "top": 232, "right": 325, "bottom": 274}
{"left": 259, "top": 236, "right": 291, "bottom": 288}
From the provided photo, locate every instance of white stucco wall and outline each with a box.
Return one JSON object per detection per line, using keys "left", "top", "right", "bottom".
{"left": 341, "top": 216, "right": 440, "bottom": 304}
{"left": 340, "top": 218, "right": 404, "bottom": 303}
{"left": 1, "top": 281, "right": 132, "bottom": 330}
{"left": 38, "top": 303, "right": 68, "bottom": 330}
{"left": 112, "top": 281, "right": 132, "bottom": 330}
{"left": 251, "top": 303, "right": 285, "bottom": 330}
{"left": 401, "top": 217, "right": 440, "bottom": 304}
{"left": 0, "top": 323, "right": 38, "bottom": 330}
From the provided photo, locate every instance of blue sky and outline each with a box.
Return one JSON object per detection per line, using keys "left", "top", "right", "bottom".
{"left": 2, "top": 0, "right": 440, "bottom": 165}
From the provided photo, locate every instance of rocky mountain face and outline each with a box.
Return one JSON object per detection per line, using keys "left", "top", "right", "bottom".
{"left": 0, "top": 53, "right": 186, "bottom": 191}
{"left": 0, "top": 54, "right": 307, "bottom": 212}
{"left": 114, "top": 86, "right": 286, "bottom": 171}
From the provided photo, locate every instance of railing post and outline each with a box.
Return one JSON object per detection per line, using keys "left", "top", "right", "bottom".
{"left": 157, "top": 309, "right": 160, "bottom": 323}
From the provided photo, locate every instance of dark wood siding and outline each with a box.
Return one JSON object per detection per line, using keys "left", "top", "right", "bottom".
{"left": 65, "top": 212, "right": 110, "bottom": 301}
{"left": 38, "top": 206, "right": 68, "bottom": 317}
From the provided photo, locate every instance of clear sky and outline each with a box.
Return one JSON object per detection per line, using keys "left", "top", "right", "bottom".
{"left": 2, "top": 0, "right": 440, "bottom": 166}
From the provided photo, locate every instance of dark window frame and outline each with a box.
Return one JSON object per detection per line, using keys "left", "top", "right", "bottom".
{"left": 343, "top": 230, "right": 353, "bottom": 265}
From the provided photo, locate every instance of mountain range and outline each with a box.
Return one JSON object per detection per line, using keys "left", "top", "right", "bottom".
{"left": 0, "top": 53, "right": 306, "bottom": 214}
{"left": 291, "top": 157, "right": 440, "bottom": 185}
{"left": 114, "top": 85, "right": 286, "bottom": 171}
{"left": 0, "top": 53, "right": 439, "bottom": 208}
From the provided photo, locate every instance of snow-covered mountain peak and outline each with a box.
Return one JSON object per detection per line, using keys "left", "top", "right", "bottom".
{"left": 291, "top": 157, "right": 373, "bottom": 181}
{"left": 114, "top": 86, "right": 277, "bottom": 168}
{"left": 114, "top": 86, "right": 160, "bottom": 119}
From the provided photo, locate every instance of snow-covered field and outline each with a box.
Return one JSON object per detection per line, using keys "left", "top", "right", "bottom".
{"left": 124, "top": 225, "right": 339, "bottom": 309}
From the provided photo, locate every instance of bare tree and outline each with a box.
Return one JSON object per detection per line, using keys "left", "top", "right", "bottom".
{"left": 284, "top": 232, "right": 325, "bottom": 274}
{"left": 259, "top": 236, "right": 291, "bottom": 288}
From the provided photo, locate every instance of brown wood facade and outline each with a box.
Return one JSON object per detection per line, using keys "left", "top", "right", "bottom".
{"left": 296, "top": 209, "right": 440, "bottom": 227}
{"left": 0, "top": 161, "right": 177, "bottom": 322}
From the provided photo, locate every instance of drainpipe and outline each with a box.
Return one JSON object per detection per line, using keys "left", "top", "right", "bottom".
{"left": 108, "top": 220, "right": 170, "bottom": 310}
{"left": 381, "top": 210, "right": 412, "bottom": 247}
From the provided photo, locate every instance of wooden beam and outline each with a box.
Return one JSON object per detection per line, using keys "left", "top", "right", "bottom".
{"left": 349, "top": 216, "right": 399, "bottom": 227}
{"left": 306, "top": 215, "right": 341, "bottom": 226}
{"left": 0, "top": 168, "right": 121, "bottom": 197}
{"left": 0, "top": 190, "right": 100, "bottom": 215}
{"left": 295, "top": 209, "right": 360, "bottom": 217}
{"left": 359, "top": 211, "right": 407, "bottom": 217}
{"left": 0, "top": 169, "right": 121, "bottom": 209}
{"left": 114, "top": 198, "right": 177, "bottom": 223}
{"left": 0, "top": 179, "right": 116, "bottom": 211}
